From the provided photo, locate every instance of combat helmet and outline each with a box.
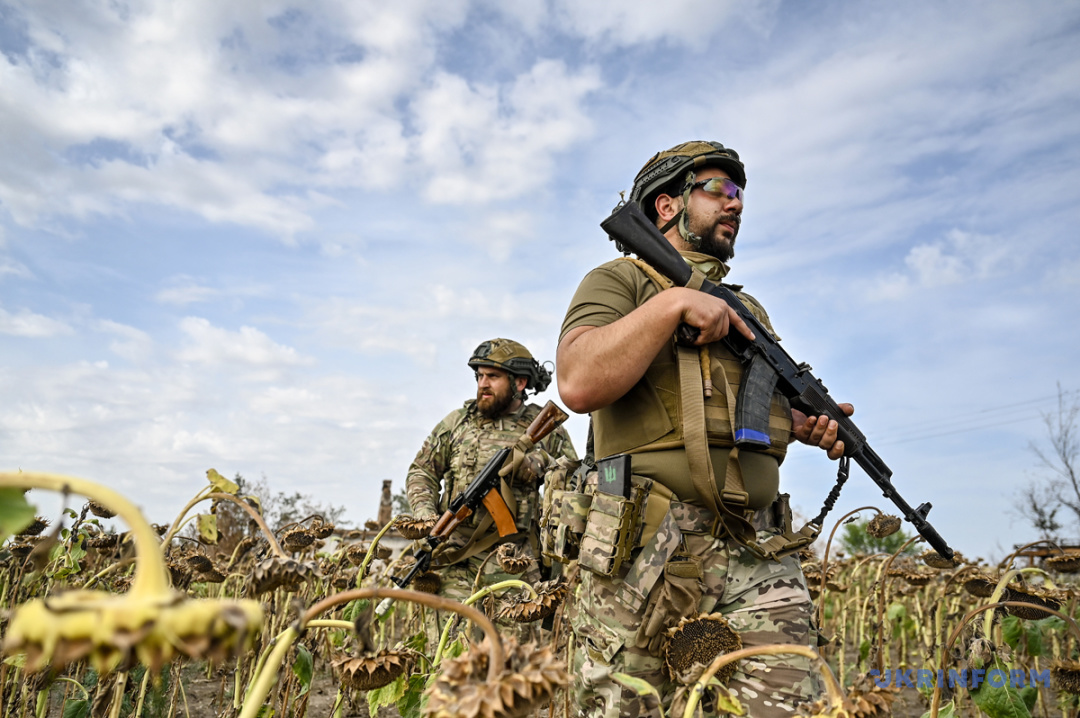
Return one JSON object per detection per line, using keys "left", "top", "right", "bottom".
{"left": 629, "top": 140, "right": 745, "bottom": 223}
{"left": 468, "top": 338, "right": 552, "bottom": 397}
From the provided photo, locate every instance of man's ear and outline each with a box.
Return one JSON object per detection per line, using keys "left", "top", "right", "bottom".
{"left": 516, "top": 376, "right": 528, "bottom": 395}
{"left": 654, "top": 193, "right": 683, "bottom": 224}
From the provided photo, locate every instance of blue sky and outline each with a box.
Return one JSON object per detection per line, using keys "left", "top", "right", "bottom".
{"left": 2, "top": 1, "right": 1079, "bottom": 560}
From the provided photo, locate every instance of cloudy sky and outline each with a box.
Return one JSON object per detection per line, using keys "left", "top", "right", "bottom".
{"left": 2, "top": 1, "right": 1078, "bottom": 560}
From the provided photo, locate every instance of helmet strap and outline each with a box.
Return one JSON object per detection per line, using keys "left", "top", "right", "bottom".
{"left": 658, "top": 170, "right": 703, "bottom": 247}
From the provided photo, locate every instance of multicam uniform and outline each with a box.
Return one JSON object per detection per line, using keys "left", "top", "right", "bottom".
{"left": 557, "top": 254, "right": 818, "bottom": 718}
{"left": 406, "top": 398, "right": 578, "bottom": 602}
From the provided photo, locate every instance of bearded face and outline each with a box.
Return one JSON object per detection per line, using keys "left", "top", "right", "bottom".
{"left": 475, "top": 368, "right": 522, "bottom": 419}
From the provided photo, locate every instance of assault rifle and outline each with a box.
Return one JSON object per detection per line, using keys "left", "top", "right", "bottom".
{"left": 601, "top": 202, "right": 955, "bottom": 559}
{"left": 390, "top": 400, "right": 570, "bottom": 591}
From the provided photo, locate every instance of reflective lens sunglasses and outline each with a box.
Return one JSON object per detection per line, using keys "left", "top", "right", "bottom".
{"left": 690, "top": 176, "right": 743, "bottom": 201}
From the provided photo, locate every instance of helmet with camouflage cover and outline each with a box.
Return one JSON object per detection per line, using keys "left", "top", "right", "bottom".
{"left": 468, "top": 338, "right": 552, "bottom": 397}
{"left": 629, "top": 140, "right": 745, "bottom": 224}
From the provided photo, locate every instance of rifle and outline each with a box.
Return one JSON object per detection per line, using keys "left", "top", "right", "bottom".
{"left": 601, "top": 202, "right": 955, "bottom": 559}
{"left": 391, "top": 400, "right": 570, "bottom": 591}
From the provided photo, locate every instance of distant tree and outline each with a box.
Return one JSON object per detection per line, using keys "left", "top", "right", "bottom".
{"left": 392, "top": 487, "right": 411, "bottom": 516}
{"left": 836, "top": 518, "right": 917, "bottom": 557}
{"left": 1016, "top": 384, "right": 1080, "bottom": 538}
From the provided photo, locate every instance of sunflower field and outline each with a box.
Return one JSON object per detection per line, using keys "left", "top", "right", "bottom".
{"left": 2, "top": 470, "right": 1080, "bottom": 718}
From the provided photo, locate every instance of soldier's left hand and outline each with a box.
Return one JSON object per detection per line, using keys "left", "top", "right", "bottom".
{"left": 791, "top": 403, "right": 854, "bottom": 460}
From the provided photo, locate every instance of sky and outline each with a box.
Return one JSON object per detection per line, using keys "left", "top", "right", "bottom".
{"left": 2, "top": 0, "right": 1079, "bottom": 561}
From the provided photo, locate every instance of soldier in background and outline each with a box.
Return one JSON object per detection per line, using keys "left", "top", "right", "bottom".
{"left": 405, "top": 338, "right": 578, "bottom": 604}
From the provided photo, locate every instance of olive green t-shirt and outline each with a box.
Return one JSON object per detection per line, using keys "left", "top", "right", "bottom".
{"left": 560, "top": 256, "right": 784, "bottom": 510}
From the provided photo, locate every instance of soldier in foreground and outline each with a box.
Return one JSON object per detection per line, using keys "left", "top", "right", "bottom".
{"left": 556, "top": 141, "right": 853, "bottom": 716}
{"left": 405, "top": 338, "right": 577, "bottom": 604}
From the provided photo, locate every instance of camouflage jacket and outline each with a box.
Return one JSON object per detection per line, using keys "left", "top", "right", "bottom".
{"left": 405, "top": 399, "right": 578, "bottom": 540}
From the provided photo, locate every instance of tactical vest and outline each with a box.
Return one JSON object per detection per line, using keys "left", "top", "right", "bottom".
{"left": 592, "top": 261, "right": 793, "bottom": 465}
{"left": 441, "top": 400, "right": 547, "bottom": 534}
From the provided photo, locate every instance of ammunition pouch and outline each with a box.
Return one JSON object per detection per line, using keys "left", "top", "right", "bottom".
{"left": 539, "top": 457, "right": 586, "bottom": 565}
{"left": 578, "top": 477, "right": 648, "bottom": 578}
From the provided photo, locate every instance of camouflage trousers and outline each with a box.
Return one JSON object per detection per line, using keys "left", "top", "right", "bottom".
{"left": 434, "top": 537, "right": 543, "bottom": 644}
{"left": 570, "top": 529, "right": 819, "bottom": 718}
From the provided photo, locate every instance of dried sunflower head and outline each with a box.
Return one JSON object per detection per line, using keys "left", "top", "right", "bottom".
{"left": 1051, "top": 660, "right": 1080, "bottom": 694}
{"left": 310, "top": 520, "right": 335, "bottom": 540}
{"left": 962, "top": 573, "right": 998, "bottom": 598}
{"left": 364, "top": 520, "right": 382, "bottom": 532}
{"left": 1046, "top": 554, "right": 1080, "bottom": 574}
{"left": 413, "top": 571, "right": 444, "bottom": 595}
{"left": 345, "top": 544, "right": 367, "bottom": 566}
{"left": 394, "top": 515, "right": 436, "bottom": 540}
{"left": 196, "top": 566, "right": 227, "bottom": 584}
{"left": 17, "top": 517, "right": 49, "bottom": 537}
{"left": 87, "top": 501, "right": 116, "bottom": 519}
{"left": 1005, "top": 585, "right": 1064, "bottom": 620}
{"left": 281, "top": 528, "right": 316, "bottom": 552}
{"left": 87, "top": 534, "right": 120, "bottom": 550}
{"left": 2, "top": 589, "right": 263, "bottom": 675}
{"left": 166, "top": 559, "right": 193, "bottom": 591}
{"left": 334, "top": 649, "right": 414, "bottom": 691}
{"left": 424, "top": 636, "right": 568, "bottom": 718}
{"left": 232, "top": 536, "right": 257, "bottom": 564}
{"left": 497, "top": 579, "right": 568, "bottom": 623}
{"left": 9, "top": 542, "right": 35, "bottom": 558}
{"left": 825, "top": 581, "right": 849, "bottom": 593}
{"left": 251, "top": 557, "right": 320, "bottom": 595}
{"left": 663, "top": 613, "right": 742, "bottom": 686}
{"left": 866, "top": 514, "right": 902, "bottom": 539}
{"left": 903, "top": 572, "right": 934, "bottom": 587}
{"left": 185, "top": 554, "right": 214, "bottom": 573}
{"left": 346, "top": 529, "right": 363, "bottom": 539}
{"left": 495, "top": 543, "right": 533, "bottom": 575}
{"left": 331, "top": 570, "right": 358, "bottom": 590}
{"left": 920, "top": 549, "right": 963, "bottom": 569}
{"left": 375, "top": 545, "right": 392, "bottom": 561}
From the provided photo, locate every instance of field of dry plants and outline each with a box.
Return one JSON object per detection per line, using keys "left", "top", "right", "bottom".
{"left": 2, "top": 470, "right": 1080, "bottom": 718}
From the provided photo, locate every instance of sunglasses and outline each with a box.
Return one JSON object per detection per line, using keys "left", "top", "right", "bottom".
{"left": 690, "top": 176, "right": 743, "bottom": 202}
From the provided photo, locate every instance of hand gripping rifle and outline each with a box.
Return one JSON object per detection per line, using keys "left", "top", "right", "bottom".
{"left": 601, "top": 202, "right": 954, "bottom": 559}
{"left": 388, "top": 400, "right": 570, "bottom": 595}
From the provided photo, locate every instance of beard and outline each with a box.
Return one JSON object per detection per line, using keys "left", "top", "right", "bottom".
{"left": 685, "top": 211, "right": 739, "bottom": 262}
{"left": 477, "top": 385, "right": 516, "bottom": 419}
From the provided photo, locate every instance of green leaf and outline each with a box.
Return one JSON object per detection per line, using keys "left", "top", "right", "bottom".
{"left": 292, "top": 645, "right": 313, "bottom": 697}
{"left": 969, "top": 659, "right": 1033, "bottom": 718}
{"left": 1025, "top": 621, "right": 1045, "bottom": 657}
{"left": 443, "top": 638, "right": 467, "bottom": 661}
{"left": 712, "top": 685, "right": 745, "bottom": 715}
{"left": 403, "top": 630, "right": 428, "bottom": 654}
{"left": 397, "top": 674, "right": 428, "bottom": 718}
{"left": 886, "top": 601, "right": 907, "bottom": 623}
{"left": 0, "top": 488, "right": 36, "bottom": 543}
{"left": 342, "top": 598, "right": 371, "bottom": 624}
{"left": 859, "top": 639, "right": 871, "bottom": 664}
{"left": 1019, "top": 685, "right": 1037, "bottom": 711}
{"left": 368, "top": 674, "right": 407, "bottom": 715}
{"left": 920, "top": 700, "right": 956, "bottom": 718}
{"left": 1001, "top": 615, "right": 1023, "bottom": 650}
{"left": 197, "top": 513, "right": 218, "bottom": 544}
{"left": 206, "top": 468, "right": 240, "bottom": 495}
{"left": 611, "top": 672, "right": 659, "bottom": 697}
{"left": 62, "top": 700, "right": 90, "bottom": 718}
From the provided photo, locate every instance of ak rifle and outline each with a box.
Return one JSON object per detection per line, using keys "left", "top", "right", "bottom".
{"left": 601, "top": 202, "right": 954, "bottom": 559}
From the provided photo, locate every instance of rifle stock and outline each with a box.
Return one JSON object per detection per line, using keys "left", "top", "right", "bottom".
{"left": 601, "top": 202, "right": 955, "bottom": 559}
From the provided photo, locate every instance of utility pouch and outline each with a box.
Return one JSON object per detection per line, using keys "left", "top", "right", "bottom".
{"left": 578, "top": 459, "right": 646, "bottom": 578}
{"left": 635, "top": 552, "right": 704, "bottom": 656}
{"left": 540, "top": 457, "right": 588, "bottom": 565}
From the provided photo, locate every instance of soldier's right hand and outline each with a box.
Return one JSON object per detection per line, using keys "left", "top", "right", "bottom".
{"left": 671, "top": 288, "right": 755, "bottom": 345}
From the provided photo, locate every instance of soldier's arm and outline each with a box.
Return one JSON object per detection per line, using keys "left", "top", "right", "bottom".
{"left": 404, "top": 427, "right": 452, "bottom": 518}
{"left": 558, "top": 288, "right": 752, "bottom": 414}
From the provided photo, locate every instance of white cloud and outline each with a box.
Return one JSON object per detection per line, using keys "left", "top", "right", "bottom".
{"left": 97, "top": 319, "right": 154, "bottom": 362}
{"left": 863, "top": 229, "right": 1010, "bottom": 300}
{"left": 0, "top": 257, "right": 32, "bottom": 279}
{"left": 0, "top": 306, "right": 72, "bottom": 337}
{"left": 177, "top": 316, "right": 314, "bottom": 369}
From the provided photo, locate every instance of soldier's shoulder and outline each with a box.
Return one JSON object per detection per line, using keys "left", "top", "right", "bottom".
{"left": 430, "top": 402, "right": 474, "bottom": 436}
